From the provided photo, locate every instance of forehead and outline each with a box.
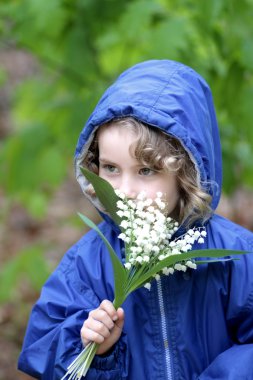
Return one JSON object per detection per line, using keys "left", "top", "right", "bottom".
{"left": 97, "top": 123, "right": 138, "bottom": 144}
{"left": 97, "top": 123, "right": 142, "bottom": 165}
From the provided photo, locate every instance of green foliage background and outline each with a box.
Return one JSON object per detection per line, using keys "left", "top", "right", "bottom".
{"left": 0, "top": 0, "right": 253, "bottom": 302}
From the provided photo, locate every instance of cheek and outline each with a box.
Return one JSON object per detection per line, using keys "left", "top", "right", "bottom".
{"left": 157, "top": 177, "right": 179, "bottom": 207}
{"left": 99, "top": 173, "right": 118, "bottom": 189}
{"left": 143, "top": 180, "right": 177, "bottom": 201}
{"left": 165, "top": 184, "right": 180, "bottom": 213}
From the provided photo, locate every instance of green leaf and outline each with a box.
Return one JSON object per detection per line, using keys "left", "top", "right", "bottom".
{"left": 195, "top": 258, "right": 239, "bottom": 265}
{"left": 125, "top": 249, "right": 248, "bottom": 294}
{"left": 78, "top": 212, "right": 127, "bottom": 307}
{"left": 80, "top": 167, "right": 121, "bottom": 226}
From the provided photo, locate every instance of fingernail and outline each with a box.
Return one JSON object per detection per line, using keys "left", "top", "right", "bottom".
{"left": 113, "top": 315, "right": 118, "bottom": 321}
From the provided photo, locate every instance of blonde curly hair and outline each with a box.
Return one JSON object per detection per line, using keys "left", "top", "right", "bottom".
{"left": 83, "top": 117, "right": 212, "bottom": 226}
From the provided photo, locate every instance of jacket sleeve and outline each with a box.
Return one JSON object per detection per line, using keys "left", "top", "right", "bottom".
{"left": 18, "top": 233, "right": 129, "bottom": 380}
{"left": 198, "top": 244, "right": 253, "bottom": 380}
{"left": 198, "top": 344, "right": 253, "bottom": 379}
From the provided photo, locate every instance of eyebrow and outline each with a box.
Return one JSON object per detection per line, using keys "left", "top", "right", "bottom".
{"left": 99, "top": 158, "right": 117, "bottom": 165}
{"left": 99, "top": 158, "right": 113, "bottom": 162}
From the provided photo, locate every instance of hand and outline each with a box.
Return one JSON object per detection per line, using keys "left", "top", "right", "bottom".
{"left": 81, "top": 300, "right": 124, "bottom": 355}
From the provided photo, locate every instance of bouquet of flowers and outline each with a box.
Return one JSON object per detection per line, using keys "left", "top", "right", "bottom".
{"left": 62, "top": 168, "right": 247, "bottom": 380}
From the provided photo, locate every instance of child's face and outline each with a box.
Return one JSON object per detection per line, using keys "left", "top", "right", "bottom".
{"left": 97, "top": 124, "right": 180, "bottom": 219}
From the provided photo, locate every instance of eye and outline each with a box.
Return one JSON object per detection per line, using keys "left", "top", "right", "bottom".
{"left": 139, "top": 167, "right": 156, "bottom": 176}
{"left": 101, "top": 164, "right": 118, "bottom": 173}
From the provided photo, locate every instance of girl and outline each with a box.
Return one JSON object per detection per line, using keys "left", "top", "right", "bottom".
{"left": 18, "top": 60, "right": 253, "bottom": 379}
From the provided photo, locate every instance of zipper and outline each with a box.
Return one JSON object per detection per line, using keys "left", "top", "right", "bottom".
{"left": 157, "top": 279, "right": 173, "bottom": 380}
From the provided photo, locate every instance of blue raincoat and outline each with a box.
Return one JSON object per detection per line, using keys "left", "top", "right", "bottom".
{"left": 18, "top": 60, "right": 253, "bottom": 379}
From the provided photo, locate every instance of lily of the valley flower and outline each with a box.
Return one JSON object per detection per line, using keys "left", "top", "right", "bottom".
{"left": 115, "top": 190, "right": 205, "bottom": 290}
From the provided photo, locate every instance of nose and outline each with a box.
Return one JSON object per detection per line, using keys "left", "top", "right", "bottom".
{"left": 118, "top": 176, "right": 137, "bottom": 199}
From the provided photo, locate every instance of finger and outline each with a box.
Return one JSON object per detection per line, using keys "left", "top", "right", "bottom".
{"left": 114, "top": 307, "right": 124, "bottom": 330}
{"left": 81, "top": 318, "right": 111, "bottom": 346}
{"left": 84, "top": 317, "right": 112, "bottom": 337}
{"left": 95, "top": 309, "right": 125, "bottom": 355}
{"left": 81, "top": 324, "right": 106, "bottom": 345}
{"left": 89, "top": 308, "right": 115, "bottom": 330}
{"left": 99, "top": 300, "right": 118, "bottom": 322}
{"left": 108, "top": 308, "right": 124, "bottom": 339}
{"left": 81, "top": 303, "right": 125, "bottom": 353}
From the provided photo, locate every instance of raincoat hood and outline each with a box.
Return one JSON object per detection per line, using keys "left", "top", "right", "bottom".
{"left": 75, "top": 59, "right": 222, "bottom": 212}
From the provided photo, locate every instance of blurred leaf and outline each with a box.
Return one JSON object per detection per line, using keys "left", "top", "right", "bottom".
{"left": 21, "top": 191, "right": 49, "bottom": 219}
{"left": 0, "top": 245, "right": 50, "bottom": 303}
{"left": 0, "top": 67, "right": 7, "bottom": 85}
{"left": 145, "top": 16, "right": 192, "bottom": 59}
